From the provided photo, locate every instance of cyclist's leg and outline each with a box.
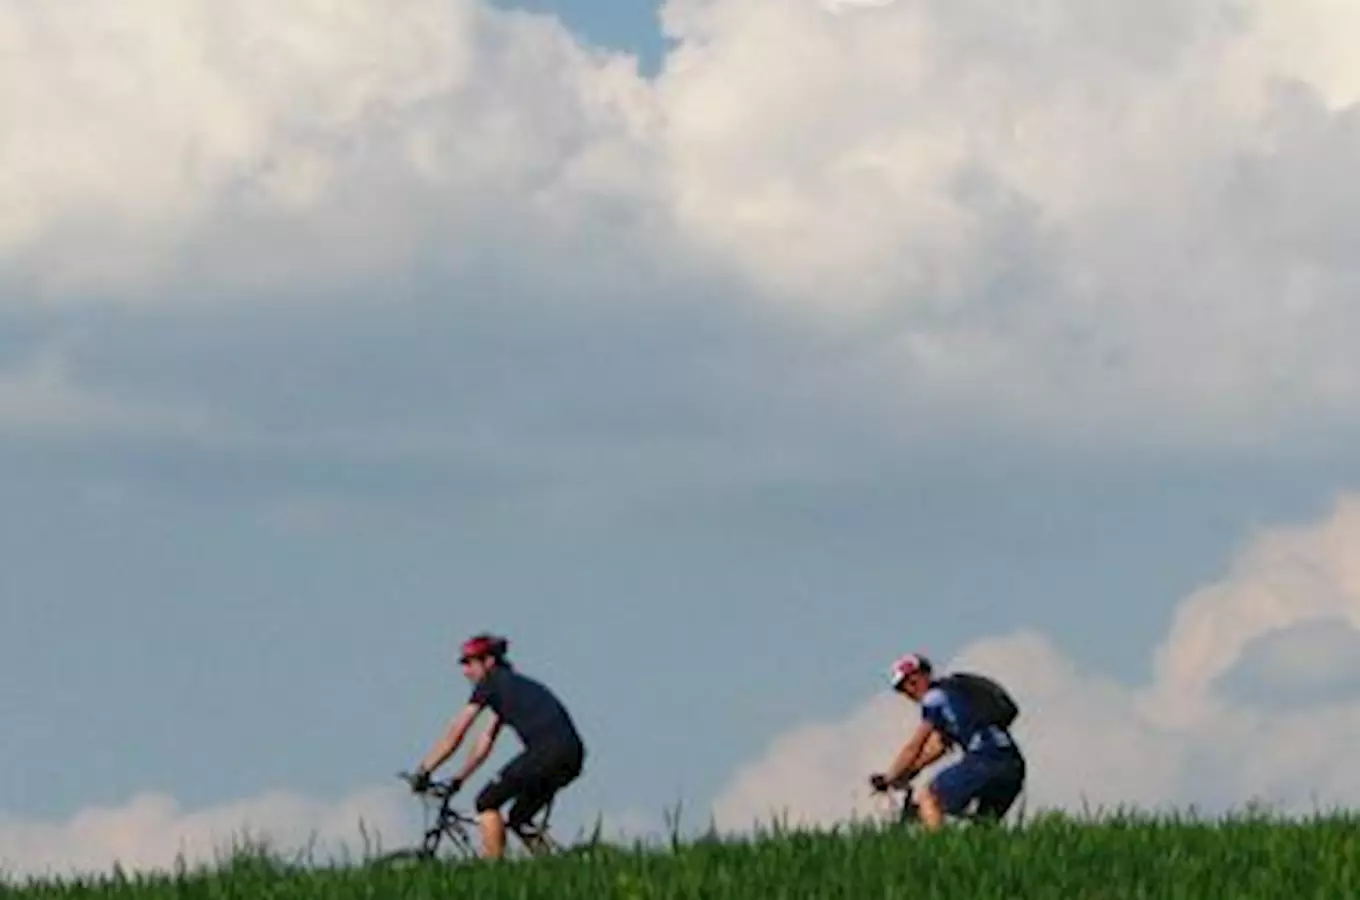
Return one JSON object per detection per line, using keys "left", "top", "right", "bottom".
{"left": 474, "top": 751, "right": 538, "bottom": 859}
{"left": 922, "top": 756, "right": 991, "bottom": 827}
{"left": 973, "top": 753, "right": 1025, "bottom": 824}
{"left": 506, "top": 744, "right": 583, "bottom": 850}
{"left": 506, "top": 783, "right": 559, "bottom": 854}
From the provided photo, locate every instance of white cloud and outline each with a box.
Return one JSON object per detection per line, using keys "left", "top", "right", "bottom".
{"left": 0, "top": 784, "right": 668, "bottom": 881}
{"left": 655, "top": 0, "right": 1360, "bottom": 445}
{"left": 820, "top": 0, "right": 900, "bottom": 16}
{"left": 2, "top": 0, "right": 1360, "bottom": 449}
{"left": 0, "top": 0, "right": 654, "bottom": 297}
{"left": 0, "top": 785, "right": 412, "bottom": 882}
{"left": 712, "top": 492, "right": 1360, "bottom": 830}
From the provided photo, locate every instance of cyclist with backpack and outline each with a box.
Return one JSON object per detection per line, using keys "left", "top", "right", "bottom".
{"left": 869, "top": 652, "right": 1025, "bottom": 829}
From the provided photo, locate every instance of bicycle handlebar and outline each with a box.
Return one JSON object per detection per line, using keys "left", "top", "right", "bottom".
{"left": 870, "top": 772, "right": 915, "bottom": 795}
{"left": 396, "top": 771, "right": 460, "bottom": 799}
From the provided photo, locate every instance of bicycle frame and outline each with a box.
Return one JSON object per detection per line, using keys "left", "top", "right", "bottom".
{"left": 376, "top": 773, "right": 561, "bottom": 864}
{"left": 380, "top": 776, "right": 478, "bottom": 862}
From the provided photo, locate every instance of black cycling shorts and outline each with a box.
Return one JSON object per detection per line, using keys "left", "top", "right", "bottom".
{"left": 475, "top": 739, "right": 585, "bottom": 828}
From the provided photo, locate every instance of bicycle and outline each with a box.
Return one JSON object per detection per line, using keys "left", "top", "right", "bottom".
{"left": 369, "top": 771, "right": 563, "bottom": 867}
{"left": 882, "top": 775, "right": 993, "bottom": 829}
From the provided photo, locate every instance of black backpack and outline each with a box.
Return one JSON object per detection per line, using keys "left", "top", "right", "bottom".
{"left": 940, "top": 671, "right": 1019, "bottom": 729}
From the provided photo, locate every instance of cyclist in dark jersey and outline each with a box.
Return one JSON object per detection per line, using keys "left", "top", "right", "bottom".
{"left": 868, "top": 652, "right": 1025, "bottom": 830}
{"left": 411, "top": 633, "right": 586, "bottom": 858}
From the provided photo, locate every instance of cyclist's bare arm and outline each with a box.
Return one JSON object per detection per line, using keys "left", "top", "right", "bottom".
{"left": 452, "top": 711, "right": 503, "bottom": 784}
{"left": 912, "top": 729, "right": 949, "bottom": 773}
{"left": 885, "top": 721, "right": 945, "bottom": 783}
{"left": 417, "top": 703, "right": 483, "bottom": 774}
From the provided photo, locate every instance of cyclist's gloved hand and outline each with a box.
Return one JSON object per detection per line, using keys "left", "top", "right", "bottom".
{"left": 448, "top": 776, "right": 464, "bottom": 795}
{"left": 410, "top": 770, "right": 432, "bottom": 793}
{"left": 869, "top": 773, "right": 889, "bottom": 793}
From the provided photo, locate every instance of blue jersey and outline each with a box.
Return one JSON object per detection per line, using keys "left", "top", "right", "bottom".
{"left": 921, "top": 682, "right": 1018, "bottom": 758}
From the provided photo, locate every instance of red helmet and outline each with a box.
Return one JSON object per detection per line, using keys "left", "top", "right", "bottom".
{"left": 889, "top": 652, "right": 932, "bottom": 689}
{"left": 459, "top": 633, "right": 508, "bottom": 663}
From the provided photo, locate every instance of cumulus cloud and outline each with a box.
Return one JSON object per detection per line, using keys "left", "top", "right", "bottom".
{"left": 1, "top": 0, "right": 1359, "bottom": 452}
{"left": 0, "top": 784, "right": 669, "bottom": 880}
{"left": 2, "top": 0, "right": 1360, "bottom": 451}
{"left": 0, "top": 785, "right": 412, "bottom": 882}
{"left": 0, "top": 0, "right": 656, "bottom": 296}
{"left": 712, "top": 492, "right": 1360, "bottom": 829}
{"left": 656, "top": 0, "right": 1360, "bottom": 444}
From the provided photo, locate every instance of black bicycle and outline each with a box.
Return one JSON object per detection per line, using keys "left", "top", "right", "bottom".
{"left": 369, "top": 772, "right": 563, "bottom": 867}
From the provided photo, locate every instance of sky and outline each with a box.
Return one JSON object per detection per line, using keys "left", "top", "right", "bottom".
{"left": 4, "top": 0, "right": 1360, "bottom": 879}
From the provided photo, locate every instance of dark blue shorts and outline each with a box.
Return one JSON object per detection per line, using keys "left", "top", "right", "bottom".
{"left": 930, "top": 751, "right": 1026, "bottom": 820}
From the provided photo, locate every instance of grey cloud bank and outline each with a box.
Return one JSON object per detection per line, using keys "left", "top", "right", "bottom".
{"left": 3, "top": 0, "right": 1360, "bottom": 451}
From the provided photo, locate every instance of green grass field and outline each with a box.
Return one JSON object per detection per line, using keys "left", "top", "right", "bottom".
{"left": 4, "top": 811, "right": 1358, "bottom": 899}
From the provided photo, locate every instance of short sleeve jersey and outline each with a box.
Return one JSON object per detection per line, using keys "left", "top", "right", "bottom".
{"left": 921, "top": 682, "right": 1016, "bottom": 757}
{"left": 469, "top": 665, "right": 582, "bottom": 750}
